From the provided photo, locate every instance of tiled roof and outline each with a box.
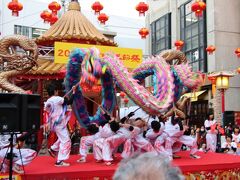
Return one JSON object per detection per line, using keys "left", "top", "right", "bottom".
{"left": 35, "top": 1, "right": 116, "bottom": 46}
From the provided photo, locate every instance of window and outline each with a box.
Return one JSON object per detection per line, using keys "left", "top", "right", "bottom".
{"left": 151, "top": 13, "right": 171, "bottom": 55}
{"left": 180, "top": 1, "right": 207, "bottom": 72}
{"left": 14, "top": 25, "right": 47, "bottom": 39}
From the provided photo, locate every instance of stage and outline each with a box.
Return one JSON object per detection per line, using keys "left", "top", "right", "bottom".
{"left": 2, "top": 151, "right": 240, "bottom": 180}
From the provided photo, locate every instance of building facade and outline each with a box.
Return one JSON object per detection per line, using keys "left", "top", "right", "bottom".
{"left": 146, "top": 0, "right": 240, "bottom": 126}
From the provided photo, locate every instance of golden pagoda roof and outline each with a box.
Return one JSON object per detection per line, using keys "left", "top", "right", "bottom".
{"left": 36, "top": 1, "right": 116, "bottom": 46}
{"left": 27, "top": 59, "right": 65, "bottom": 75}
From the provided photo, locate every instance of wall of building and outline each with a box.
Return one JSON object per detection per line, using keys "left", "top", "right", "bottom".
{"left": 146, "top": 0, "right": 240, "bottom": 114}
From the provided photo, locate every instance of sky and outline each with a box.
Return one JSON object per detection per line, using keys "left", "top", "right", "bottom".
{"left": 37, "top": 0, "right": 146, "bottom": 49}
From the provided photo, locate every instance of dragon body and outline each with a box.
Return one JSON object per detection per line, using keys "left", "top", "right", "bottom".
{"left": 65, "top": 48, "right": 203, "bottom": 127}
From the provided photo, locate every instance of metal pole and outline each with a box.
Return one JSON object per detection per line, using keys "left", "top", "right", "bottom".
{"left": 221, "top": 89, "right": 225, "bottom": 113}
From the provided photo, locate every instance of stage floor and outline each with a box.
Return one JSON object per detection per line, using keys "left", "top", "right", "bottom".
{"left": 11, "top": 151, "right": 240, "bottom": 180}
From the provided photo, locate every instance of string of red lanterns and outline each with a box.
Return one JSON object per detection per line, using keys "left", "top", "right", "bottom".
{"left": 8, "top": 0, "right": 23, "bottom": 17}
{"left": 206, "top": 45, "right": 216, "bottom": 55}
{"left": 98, "top": 13, "right": 109, "bottom": 25}
{"left": 91, "top": 1, "right": 104, "bottom": 15}
{"left": 139, "top": 28, "right": 149, "bottom": 39}
{"left": 174, "top": 40, "right": 184, "bottom": 50}
{"left": 136, "top": 2, "right": 149, "bottom": 16}
{"left": 191, "top": 0, "right": 206, "bottom": 17}
{"left": 123, "top": 98, "right": 129, "bottom": 105}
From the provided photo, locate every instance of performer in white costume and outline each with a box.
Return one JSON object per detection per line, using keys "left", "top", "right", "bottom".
{"left": 45, "top": 84, "right": 76, "bottom": 167}
{"left": 121, "top": 118, "right": 156, "bottom": 159}
{"left": 204, "top": 113, "right": 217, "bottom": 152}
{"left": 78, "top": 118, "right": 119, "bottom": 163}
{"left": 0, "top": 134, "right": 37, "bottom": 174}
{"left": 164, "top": 116, "right": 199, "bottom": 160}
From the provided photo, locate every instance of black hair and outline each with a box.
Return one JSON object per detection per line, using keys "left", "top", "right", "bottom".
{"left": 87, "top": 124, "right": 99, "bottom": 135}
{"left": 151, "top": 121, "right": 161, "bottom": 132}
{"left": 226, "top": 133, "right": 233, "bottom": 139}
{"left": 233, "top": 126, "right": 240, "bottom": 130}
{"left": 135, "top": 117, "right": 142, "bottom": 121}
{"left": 46, "top": 84, "right": 56, "bottom": 96}
{"left": 110, "top": 121, "right": 120, "bottom": 133}
{"left": 103, "top": 113, "right": 111, "bottom": 121}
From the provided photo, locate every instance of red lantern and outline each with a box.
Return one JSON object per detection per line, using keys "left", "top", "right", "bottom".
{"left": 120, "top": 92, "right": 126, "bottom": 99}
{"left": 174, "top": 40, "right": 184, "bottom": 50}
{"left": 206, "top": 45, "right": 216, "bottom": 55}
{"left": 136, "top": 2, "right": 149, "bottom": 16}
{"left": 123, "top": 98, "right": 129, "bottom": 104}
{"left": 8, "top": 0, "right": 23, "bottom": 17}
{"left": 139, "top": 28, "right": 149, "bottom": 39}
{"left": 49, "top": 14, "right": 58, "bottom": 25}
{"left": 191, "top": 0, "right": 206, "bottom": 17}
{"left": 48, "top": 1, "right": 61, "bottom": 16}
{"left": 235, "top": 48, "right": 240, "bottom": 58}
{"left": 40, "top": 10, "right": 52, "bottom": 23}
{"left": 91, "top": 1, "right": 103, "bottom": 15}
{"left": 98, "top": 13, "right": 109, "bottom": 25}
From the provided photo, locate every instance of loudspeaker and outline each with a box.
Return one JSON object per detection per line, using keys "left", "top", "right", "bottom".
{"left": 0, "top": 94, "right": 21, "bottom": 132}
{"left": 223, "top": 111, "right": 235, "bottom": 127}
{"left": 0, "top": 93, "right": 40, "bottom": 132}
{"left": 21, "top": 94, "right": 41, "bottom": 131}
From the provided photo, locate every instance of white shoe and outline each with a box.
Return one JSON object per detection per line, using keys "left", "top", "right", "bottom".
{"left": 12, "top": 164, "right": 24, "bottom": 174}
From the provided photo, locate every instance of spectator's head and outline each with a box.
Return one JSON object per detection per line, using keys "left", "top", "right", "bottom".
{"left": 225, "top": 134, "right": 233, "bottom": 142}
{"left": 208, "top": 113, "right": 214, "bottom": 120}
{"left": 87, "top": 124, "right": 99, "bottom": 135}
{"left": 46, "top": 84, "right": 58, "bottom": 96}
{"left": 233, "top": 126, "right": 239, "bottom": 134}
{"left": 158, "top": 114, "right": 167, "bottom": 122}
{"left": 200, "top": 126, "right": 205, "bottom": 132}
{"left": 113, "top": 152, "right": 184, "bottom": 180}
{"left": 151, "top": 121, "right": 161, "bottom": 132}
{"left": 110, "top": 121, "right": 120, "bottom": 133}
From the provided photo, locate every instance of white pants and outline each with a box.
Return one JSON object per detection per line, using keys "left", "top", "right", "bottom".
{"left": 122, "top": 136, "right": 156, "bottom": 159}
{"left": 0, "top": 148, "right": 36, "bottom": 173}
{"left": 51, "top": 126, "right": 71, "bottom": 161}
{"left": 165, "top": 135, "right": 198, "bottom": 158}
{"left": 94, "top": 134, "right": 127, "bottom": 161}
{"left": 206, "top": 133, "right": 217, "bottom": 152}
{"left": 79, "top": 135, "right": 96, "bottom": 158}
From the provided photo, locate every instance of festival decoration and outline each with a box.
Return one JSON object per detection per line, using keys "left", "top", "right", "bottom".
{"left": 120, "top": 91, "right": 126, "bottom": 98}
{"left": 174, "top": 40, "right": 184, "bottom": 50}
{"left": 8, "top": 0, "right": 23, "bottom": 17}
{"left": 49, "top": 14, "right": 58, "bottom": 25}
{"left": 0, "top": 35, "right": 38, "bottom": 93}
{"left": 40, "top": 10, "right": 52, "bottom": 23}
{"left": 65, "top": 48, "right": 203, "bottom": 127}
{"left": 123, "top": 98, "right": 129, "bottom": 105}
{"left": 235, "top": 48, "right": 240, "bottom": 58}
{"left": 48, "top": 1, "right": 61, "bottom": 16}
{"left": 139, "top": 28, "right": 149, "bottom": 39}
{"left": 136, "top": 2, "right": 149, "bottom": 16}
{"left": 97, "top": 13, "right": 109, "bottom": 25}
{"left": 91, "top": 1, "right": 103, "bottom": 15}
{"left": 191, "top": 0, "right": 206, "bottom": 17}
{"left": 206, "top": 45, "right": 216, "bottom": 55}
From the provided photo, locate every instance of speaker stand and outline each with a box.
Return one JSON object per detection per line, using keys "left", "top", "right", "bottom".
{"left": 8, "top": 133, "right": 14, "bottom": 180}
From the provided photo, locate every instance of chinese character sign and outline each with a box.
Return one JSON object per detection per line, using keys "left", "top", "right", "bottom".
{"left": 54, "top": 42, "right": 143, "bottom": 69}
